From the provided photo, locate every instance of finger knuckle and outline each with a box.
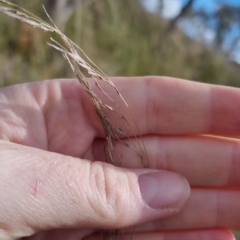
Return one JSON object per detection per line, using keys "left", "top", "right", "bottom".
{"left": 89, "top": 162, "right": 130, "bottom": 226}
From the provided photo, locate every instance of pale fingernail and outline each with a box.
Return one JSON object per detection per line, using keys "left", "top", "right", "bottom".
{"left": 138, "top": 171, "right": 190, "bottom": 209}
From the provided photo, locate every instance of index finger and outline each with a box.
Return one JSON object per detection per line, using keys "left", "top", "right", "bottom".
{"left": 93, "top": 76, "right": 240, "bottom": 136}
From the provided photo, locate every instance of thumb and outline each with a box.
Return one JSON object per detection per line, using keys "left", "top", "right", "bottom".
{"left": 0, "top": 141, "right": 190, "bottom": 239}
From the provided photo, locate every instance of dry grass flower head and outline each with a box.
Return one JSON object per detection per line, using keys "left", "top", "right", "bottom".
{"left": 0, "top": 0, "right": 148, "bottom": 168}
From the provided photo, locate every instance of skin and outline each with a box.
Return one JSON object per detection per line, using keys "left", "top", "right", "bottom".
{"left": 0, "top": 76, "right": 239, "bottom": 240}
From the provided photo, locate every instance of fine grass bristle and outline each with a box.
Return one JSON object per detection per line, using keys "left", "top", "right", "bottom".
{"left": 0, "top": 0, "right": 148, "bottom": 167}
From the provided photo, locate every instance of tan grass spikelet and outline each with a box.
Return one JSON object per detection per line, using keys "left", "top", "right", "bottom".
{"left": 0, "top": 0, "right": 148, "bottom": 168}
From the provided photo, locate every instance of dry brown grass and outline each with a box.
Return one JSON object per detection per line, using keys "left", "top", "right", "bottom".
{"left": 0, "top": 0, "right": 148, "bottom": 168}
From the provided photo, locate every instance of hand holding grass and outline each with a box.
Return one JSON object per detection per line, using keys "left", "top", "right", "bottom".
{"left": 0, "top": 76, "right": 238, "bottom": 240}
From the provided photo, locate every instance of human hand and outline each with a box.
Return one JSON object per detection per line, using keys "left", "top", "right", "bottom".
{"left": 0, "top": 76, "right": 237, "bottom": 240}
{"left": 0, "top": 77, "right": 189, "bottom": 240}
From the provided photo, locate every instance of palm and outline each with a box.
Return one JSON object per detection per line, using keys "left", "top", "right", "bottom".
{"left": 2, "top": 79, "right": 101, "bottom": 158}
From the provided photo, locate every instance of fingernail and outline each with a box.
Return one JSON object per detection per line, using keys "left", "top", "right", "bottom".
{"left": 138, "top": 171, "right": 190, "bottom": 209}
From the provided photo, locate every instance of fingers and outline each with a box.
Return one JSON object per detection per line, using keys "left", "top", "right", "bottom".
{"left": 90, "top": 135, "right": 240, "bottom": 187}
{"left": 0, "top": 140, "right": 189, "bottom": 239}
{"left": 130, "top": 188, "right": 240, "bottom": 232}
{"left": 3, "top": 77, "right": 240, "bottom": 152}
{"left": 92, "top": 76, "right": 240, "bottom": 136}
{"left": 85, "top": 229, "right": 235, "bottom": 240}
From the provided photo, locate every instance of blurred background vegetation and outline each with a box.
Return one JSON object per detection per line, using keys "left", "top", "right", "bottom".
{"left": 0, "top": 0, "right": 240, "bottom": 237}
{"left": 0, "top": 0, "right": 239, "bottom": 87}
